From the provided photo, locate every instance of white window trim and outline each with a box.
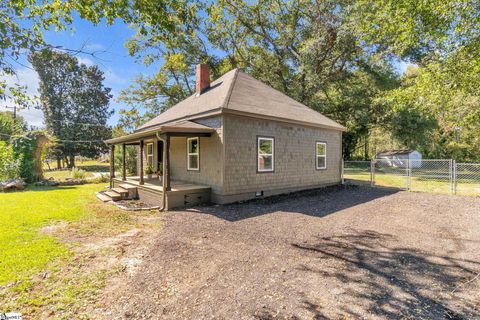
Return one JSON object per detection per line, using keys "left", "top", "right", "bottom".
{"left": 316, "top": 141, "right": 327, "bottom": 170}
{"left": 257, "top": 136, "right": 274, "bottom": 172}
{"left": 146, "top": 143, "right": 154, "bottom": 167}
{"left": 187, "top": 137, "right": 200, "bottom": 171}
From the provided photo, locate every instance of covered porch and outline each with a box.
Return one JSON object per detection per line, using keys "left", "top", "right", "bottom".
{"left": 112, "top": 176, "right": 211, "bottom": 193}
{"left": 105, "top": 120, "right": 215, "bottom": 209}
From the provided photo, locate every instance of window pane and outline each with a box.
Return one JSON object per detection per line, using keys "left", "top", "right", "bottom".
{"left": 189, "top": 155, "right": 199, "bottom": 169}
{"left": 259, "top": 139, "right": 272, "bottom": 154}
{"left": 259, "top": 155, "right": 273, "bottom": 171}
{"left": 317, "top": 156, "right": 326, "bottom": 168}
{"left": 316, "top": 143, "right": 325, "bottom": 156}
{"left": 147, "top": 144, "right": 153, "bottom": 155}
{"left": 189, "top": 139, "right": 198, "bottom": 154}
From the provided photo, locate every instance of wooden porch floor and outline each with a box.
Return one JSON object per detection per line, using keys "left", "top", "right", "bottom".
{"left": 112, "top": 176, "right": 211, "bottom": 193}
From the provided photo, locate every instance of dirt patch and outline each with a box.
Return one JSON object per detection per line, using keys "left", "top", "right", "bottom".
{"left": 93, "top": 187, "right": 480, "bottom": 319}
{"left": 22, "top": 209, "right": 164, "bottom": 319}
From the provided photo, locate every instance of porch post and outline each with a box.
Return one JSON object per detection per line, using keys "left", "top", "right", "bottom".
{"left": 122, "top": 143, "right": 126, "bottom": 181}
{"left": 164, "top": 133, "right": 171, "bottom": 191}
{"left": 139, "top": 140, "right": 144, "bottom": 185}
{"left": 109, "top": 144, "right": 115, "bottom": 187}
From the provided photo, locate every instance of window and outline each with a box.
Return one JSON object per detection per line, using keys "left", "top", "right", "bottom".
{"left": 257, "top": 137, "right": 274, "bottom": 172}
{"left": 146, "top": 143, "right": 154, "bottom": 167}
{"left": 316, "top": 142, "right": 327, "bottom": 169}
{"left": 187, "top": 137, "right": 199, "bottom": 170}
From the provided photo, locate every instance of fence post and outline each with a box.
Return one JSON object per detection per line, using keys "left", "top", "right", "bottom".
{"left": 370, "top": 160, "right": 375, "bottom": 187}
{"left": 452, "top": 160, "right": 457, "bottom": 195}
{"left": 406, "top": 159, "right": 410, "bottom": 191}
{"left": 341, "top": 159, "right": 345, "bottom": 185}
{"left": 449, "top": 159, "right": 453, "bottom": 194}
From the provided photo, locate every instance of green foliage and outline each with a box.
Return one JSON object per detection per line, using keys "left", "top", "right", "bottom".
{"left": 379, "top": 55, "right": 480, "bottom": 161}
{"left": 71, "top": 167, "right": 86, "bottom": 180}
{"left": 1, "top": 0, "right": 186, "bottom": 106}
{"left": 113, "top": 126, "right": 138, "bottom": 174}
{"left": 11, "top": 131, "right": 47, "bottom": 183}
{"left": 145, "top": 164, "right": 154, "bottom": 175}
{"left": 29, "top": 49, "right": 112, "bottom": 167}
{"left": 3, "top": 0, "right": 479, "bottom": 161}
{"left": 0, "top": 141, "right": 20, "bottom": 180}
{"left": 0, "top": 111, "right": 27, "bottom": 141}
{"left": 351, "top": 0, "right": 480, "bottom": 61}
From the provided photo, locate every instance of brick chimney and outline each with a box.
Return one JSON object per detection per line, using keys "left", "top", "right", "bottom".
{"left": 195, "top": 64, "right": 210, "bottom": 94}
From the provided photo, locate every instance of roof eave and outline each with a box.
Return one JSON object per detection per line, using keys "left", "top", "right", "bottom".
{"left": 221, "top": 109, "right": 346, "bottom": 131}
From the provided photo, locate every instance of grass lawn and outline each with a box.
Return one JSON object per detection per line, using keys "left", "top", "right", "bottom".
{"left": 344, "top": 171, "right": 480, "bottom": 196}
{"left": 43, "top": 159, "right": 109, "bottom": 181}
{"left": 0, "top": 183, "right": 160, "bottom": 318}
{"left": 43, "top": 170, "right": 95, "bottom": 180}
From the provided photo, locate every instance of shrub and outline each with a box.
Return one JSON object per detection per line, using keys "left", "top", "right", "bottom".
{"left": 12, "top": 131, "right": 48, "bottom": 183}
{"left": 145, "top": 164, "right": 154, "bottom": 175}
{"left": 0, "top": 141, "right": 20, "bottom": 180}
{"left": 90, "top": 173, "right": 109, "bottom": 184}
{"left": 71, "top": 167, "right": 86, "bottom": 179}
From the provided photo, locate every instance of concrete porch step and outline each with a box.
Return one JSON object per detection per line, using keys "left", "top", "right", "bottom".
{"left": 118, "top": 184, "right": 138, "bottom": 199}
{"left": 105, "top": 190, "right": 122, "bottom": 201}
{"left": 96, "top": 192, "right": 112, "bottom": 202}
{"left": 112, "top": 187, "right": 129, "bottom": 196}
{"left": 119, "top": 184, "right": 138, "bottom": 191}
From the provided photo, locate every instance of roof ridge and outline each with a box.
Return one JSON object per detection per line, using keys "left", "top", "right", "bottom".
{"left": 222, "top": 68, "right": 240, "bottom": 109}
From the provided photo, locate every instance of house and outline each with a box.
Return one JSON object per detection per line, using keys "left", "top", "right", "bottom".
{"left": 104, "top": 64, "right": 345, "bottom": 209}
{"left": 376, "top": 150, "right": 422, "bottom": 168}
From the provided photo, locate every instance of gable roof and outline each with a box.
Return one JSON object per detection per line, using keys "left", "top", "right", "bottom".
{"left": 136, "top": 69, "right": 345, "bottom": 132}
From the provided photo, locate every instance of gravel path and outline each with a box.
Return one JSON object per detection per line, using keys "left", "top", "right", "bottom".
{"left": 98, "top": 187, "right": 480, "bottom": 319}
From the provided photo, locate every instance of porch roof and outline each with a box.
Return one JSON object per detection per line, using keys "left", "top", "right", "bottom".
{"left": 105, "top": 120, "right": 215, "bottom": 144}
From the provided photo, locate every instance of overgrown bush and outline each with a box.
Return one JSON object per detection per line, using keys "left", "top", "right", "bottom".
{"left": 0, "top": 141, "right": 20, "bottom": 180}
{"left": 12, "top": 131, "right": 48, "bottom": 183}
{"left": 71, "top": 167, "right": 86, "bottom": 179}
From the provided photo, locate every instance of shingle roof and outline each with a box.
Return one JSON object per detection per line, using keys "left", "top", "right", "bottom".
{"left": 136, "top": 69, "right": 345, "bottom": 132}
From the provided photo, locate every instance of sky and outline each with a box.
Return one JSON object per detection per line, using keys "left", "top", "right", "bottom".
{"left": 0, "top": 16, "right": 157, "bottom": 128}
{"left": 1, "top": 15, "right": 409, "bottom": 129}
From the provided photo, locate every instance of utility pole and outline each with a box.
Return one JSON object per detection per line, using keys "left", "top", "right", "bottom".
{"left": 5, "top": 105, "right": 17, "bottom": 119}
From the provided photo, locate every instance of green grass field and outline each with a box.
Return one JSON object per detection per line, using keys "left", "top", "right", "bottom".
{"left": 0, "top": 184, "right": 104, "bottom": 285}
{"left": 344, "top": 171, "right": 480, "bottom": 196}
{"left": 43, "top": 159, "right": 109, "bottom": 181}
{"left": 0, "top": 183, "right": 158, "bottom": 317}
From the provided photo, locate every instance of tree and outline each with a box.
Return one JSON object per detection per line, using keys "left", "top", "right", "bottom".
{"left": 0, "top": 140, "right": 20, "bottom": 180}
{"left": 30, "top": 49, "right": 112, "bottom": 168}
{"left": 379, "top": 59, "right": 480, "bottom": 161}
{"left": 117, "top": 0, "right": 398, "bottom": 158}
{"left": 0, "top": 111, "right": 27, "bottom": 141}
{"left": 1, "top": 0, "right": 191, "bottom": 111}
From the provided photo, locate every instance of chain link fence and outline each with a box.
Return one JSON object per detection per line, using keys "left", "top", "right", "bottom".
{"left": 343, "top": 159, "right": 480, "bottom": 197}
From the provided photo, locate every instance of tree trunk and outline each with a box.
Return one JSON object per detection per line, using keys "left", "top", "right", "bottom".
{"left": 56, "top": 157, "right": 61, "bottom": 169}
{"left": 64, "top": 156, "right": 70, "bottom": 168}
{"left": 69, "top": 155, "right": 75, "bottom": 168}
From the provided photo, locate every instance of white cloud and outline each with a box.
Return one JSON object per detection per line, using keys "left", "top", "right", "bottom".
{"left": 0, "top": 66, "right": 45, "bottom": 128}
{"left": 76, "top": 56, "right": 94, "bottom": 67}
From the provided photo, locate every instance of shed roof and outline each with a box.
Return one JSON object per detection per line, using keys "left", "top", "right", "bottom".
{"left": 136, "top": 69, "right": 345, "bottom": 132}
{"left": 377, "top": 150, "right": 419, "bottom": 157}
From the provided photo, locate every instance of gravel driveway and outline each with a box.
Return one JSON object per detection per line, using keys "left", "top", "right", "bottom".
{"left": 99, "top": 186, "right": 480, "bottom": 319}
